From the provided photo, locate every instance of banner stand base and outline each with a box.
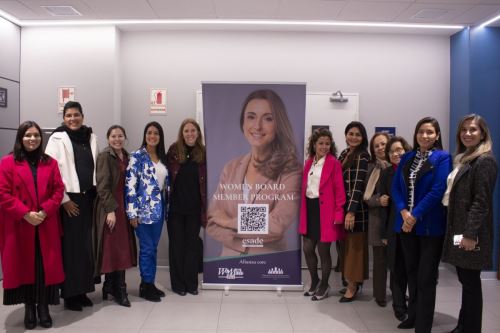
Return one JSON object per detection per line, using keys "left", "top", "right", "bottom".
{"left": 202, "top": 283, "right": 303, "bottom": 296}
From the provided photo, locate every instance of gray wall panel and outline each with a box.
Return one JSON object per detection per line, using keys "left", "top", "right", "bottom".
{"left": 0, "top": 128, "right": 16, "bottom": 158}
{"left": 0, "top": 78, "right": 20, "bottom": 128}
{"left": 0, "top": 17, "right": 20, "bottom": 82}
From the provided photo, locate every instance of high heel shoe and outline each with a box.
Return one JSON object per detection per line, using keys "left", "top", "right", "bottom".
{"left": 303, "top": 280, "right": 321, "bottom": 296}
{"left": 339, "top": 285, "right": 359, "bottom": 303}
{"left": 311, "top": 285, "right": 330, "bottom": 301}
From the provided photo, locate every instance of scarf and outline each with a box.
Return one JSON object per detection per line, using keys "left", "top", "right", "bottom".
{"left": 363, "top": 159, "right": 390, "bottom": 201}
{"left": 53, "top": 125, "right": 93, "bottom": 144}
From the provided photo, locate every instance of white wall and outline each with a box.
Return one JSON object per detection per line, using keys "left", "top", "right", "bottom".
{"left": 19, "top": 27, "right": 451, "bottom": 266}
{"left": 20, "top": 26, "right": 121, "bottom": 148}
{"left": 120, "top": 30, "right": 450, "bottom": 150}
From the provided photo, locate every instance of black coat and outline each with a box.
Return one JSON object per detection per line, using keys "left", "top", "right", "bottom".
{"left": 380, "top": 166, "right": 399, "bottom": 271}
{"left": 442, "top": 154, "right": 497, "bottom": 270}
{"left": 338, "top": 149, "right": 369, "bottom": 233}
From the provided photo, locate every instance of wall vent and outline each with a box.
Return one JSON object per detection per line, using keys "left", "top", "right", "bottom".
{"left": 41, "top": 6, "right": 82, "bottom": 16}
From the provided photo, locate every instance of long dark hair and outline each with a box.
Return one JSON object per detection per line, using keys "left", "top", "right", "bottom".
{"left": 175, "top": 118, "right": 205, "bottom": 164}
{"left": 239, "top": 89, "right": 300, "bottom": 180}
{"left": 307, "top": 127, "right": 337, "bottom": 158}
{"left": 454, "top": 114, "right": 493, "bottom": 164}
{"left": 412, "top": 117, "right": 443, "bottom": 151}
{"left": 342, "top": 121, "right": 369, "bottom": 169}
{"left": 13, "top": 121, "right": 49, "bottom": 162}
{"left": 141, "top": 121, "right": 167, "bottom": 165}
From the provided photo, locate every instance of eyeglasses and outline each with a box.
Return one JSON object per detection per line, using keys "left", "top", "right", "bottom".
{"left": 389, "top": 148, "right": 405, "bottom": 155}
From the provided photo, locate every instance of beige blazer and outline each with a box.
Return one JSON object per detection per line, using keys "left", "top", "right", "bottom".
{"left": 206, "top": 153, "right": 301, "bottom": 256}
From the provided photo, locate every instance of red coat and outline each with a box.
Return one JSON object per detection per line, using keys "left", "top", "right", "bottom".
{"left": 0, "top": 154, "right": 65, "bottom": 289}
{"left": 299, "top": 154, "right": 346, "bottom": 242}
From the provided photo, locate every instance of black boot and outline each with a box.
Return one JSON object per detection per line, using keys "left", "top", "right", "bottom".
{"left": 152, "top": 284, "right": 165, "bottom": 297}
{"left": 24, "top": 303, "right": 37, "bottom": 329}
{"left": 139, "top": 281, "right": 161, "bottom": 302}
{"left": 113, "top": 270, "right": 131, "bottom": 307}
{"left": 37, "top": 303, "right": 52, "bottom": 328}
{"left": 103, "top": 272, "right": 115, "bottom": 300}
{"left": 64, "top": 296, "right": 83, "bottom": 311}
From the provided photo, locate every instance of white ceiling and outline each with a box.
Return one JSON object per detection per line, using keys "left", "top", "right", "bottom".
{"left": 1, "top": 0, "right": 500, "bottom": 31}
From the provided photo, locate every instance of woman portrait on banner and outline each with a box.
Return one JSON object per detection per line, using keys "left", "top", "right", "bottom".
{"left": 166, "top": 118, "right": 207, "bottom": 296}
{"left": 93, "top": 125, "right": 137, "bottom": 307}
{"left": 363, "top": 132, "right": 390, "bottom": 307}
{"left": 125, "top": 121, "right": 168, "bottom": 302}
{"left": 206, "top": 89, "right": 302, "bottom": 256}
{"left": 299, "top": 128, "right": 345, "bottom": 301}
{"left": 337, "top": 121, "right": 370, "bottom": 303}
{"left": 0, "top": 121, "right": 65, "bottom": 329}
{"left": 45, "top": 101, "right": 98, "bottom": 311}
{"left": 380, "top": 136, "right": 412, "bottom": 322}
{"left": 442, "top": 114, "right": 497, "bottom": 333}
{"left": 392, "top": 117, "right": 451, "bottom": 332}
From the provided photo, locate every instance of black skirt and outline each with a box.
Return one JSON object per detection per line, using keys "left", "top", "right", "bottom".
{"left": 60, "top": 190, "right": 96, "bottom": 298}
{"left": 3, "top": 228, "right": 60, "bottom": 305}
{"left": 306, "top": 197, "right": 321, "bottom": 241}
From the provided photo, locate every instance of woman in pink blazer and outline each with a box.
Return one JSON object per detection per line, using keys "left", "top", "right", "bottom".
{"left": 299, "top": 128, "right": 346, "bottom": 300}
{"left": 0, "top": 121, "right": 65, "bottom": 329}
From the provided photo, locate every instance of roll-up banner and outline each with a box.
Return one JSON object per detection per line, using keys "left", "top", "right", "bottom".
{"left": 202, "top": 82, "right": 305, "bottom": 290}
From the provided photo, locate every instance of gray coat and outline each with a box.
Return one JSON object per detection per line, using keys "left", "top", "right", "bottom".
{"left": 365, "top": 161, "right": 389, "bottom": 246}
{"left": 442, "top": 154, "right": 497, "bottom": 270}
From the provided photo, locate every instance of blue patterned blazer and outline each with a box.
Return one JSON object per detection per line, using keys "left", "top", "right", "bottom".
{"left": 125, "top": 147, "right": 169, "bottom": 224}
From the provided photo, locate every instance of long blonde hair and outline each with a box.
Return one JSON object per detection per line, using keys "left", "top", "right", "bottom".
{"left": 454, "top": 114, "right": 493, "bottom": 166}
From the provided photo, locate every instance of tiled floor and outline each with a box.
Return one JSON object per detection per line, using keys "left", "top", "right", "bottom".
{"left": 1, "top": 265, "right": 499, "bottom": 332}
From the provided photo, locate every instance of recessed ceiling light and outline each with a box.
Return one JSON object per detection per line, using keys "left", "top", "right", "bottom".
{"left": 41, "top": 6, "right": 82, "bottom": 17}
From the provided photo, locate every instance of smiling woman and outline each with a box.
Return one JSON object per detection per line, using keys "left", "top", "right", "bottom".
{"left": 45, "top": 101, "right": 98, "bottom": 312}
{"left": 166, "top": 118, "right": 207, "bottom": 296}
{"left": 93, "top": 125, "right": 137, "bottom": 307}
{"left": 0, "top": 121, "right": 65, "bottom": 329}
{"left": 299, "top": 128, "right": 345, "bottom": 301}
{"left": 391, "top": 117, "right": 451, "bottom": 332}
{"left": 125, "top": 121, "right": 168, "bottom": 302}
{"left": 206, "top": 89, "right": 301, "bottom": 256}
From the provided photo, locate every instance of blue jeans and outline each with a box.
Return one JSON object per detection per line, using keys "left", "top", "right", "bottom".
{"left": 135, "top": 221, "right": 163, "bottom": 283}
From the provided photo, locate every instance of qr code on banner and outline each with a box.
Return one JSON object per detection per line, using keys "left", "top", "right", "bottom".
{"left": 237, "top": 204, "right": 269, "bottom": 234}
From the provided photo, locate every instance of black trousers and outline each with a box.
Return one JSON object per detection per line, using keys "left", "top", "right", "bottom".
{"left": 400, "top": 232, "right": 443, "bottom": 333}
{"left": 167, "top": 212, "right": 201, "bottom": 292}
{"left": 372, "top": 245, "right": 388, "bottom": 302}
{"left": 390, "top": 235, "right": 408, "bottom": 313}
{"left": 456, "top": 266, "right": 482, "bottom": 333}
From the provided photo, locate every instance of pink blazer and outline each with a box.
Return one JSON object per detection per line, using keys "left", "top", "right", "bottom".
{"left": 299, "top": 154, "right": 346, "bottom": 242}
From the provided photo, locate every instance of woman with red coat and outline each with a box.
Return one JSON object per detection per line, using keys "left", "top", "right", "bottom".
{"left": 299, "top": 128, "right": 346, "bottom": 300}
{"left": 0, "top": 121, "right": 65, "bottom": 329}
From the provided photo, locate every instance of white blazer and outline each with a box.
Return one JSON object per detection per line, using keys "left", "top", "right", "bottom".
{"left": 45, "top": 131, "right": 99, "bottom": 203}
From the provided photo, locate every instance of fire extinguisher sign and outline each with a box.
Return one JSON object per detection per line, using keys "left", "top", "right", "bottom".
{"left": 150, "top": 89, "right": 167, "bottom": 114}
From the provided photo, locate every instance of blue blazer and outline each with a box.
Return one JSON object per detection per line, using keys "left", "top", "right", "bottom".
{"left": 125, "top": 147, "right": 169, "bottom": 224}
{"left": 392, "top": 149, "right": 451, "bottom": 236}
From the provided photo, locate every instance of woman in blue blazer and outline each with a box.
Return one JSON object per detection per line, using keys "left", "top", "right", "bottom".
{"left": 125, "top": 121, "right": 169, "bottom": 302}
{"left": 391, "top": 117, "right": 451, "bottom": 333}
